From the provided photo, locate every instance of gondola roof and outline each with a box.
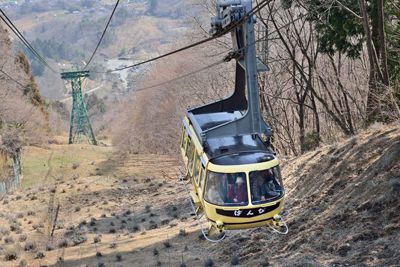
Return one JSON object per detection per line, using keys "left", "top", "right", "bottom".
{"left": 188, "top": 111, "right": 275, "bottom": 166}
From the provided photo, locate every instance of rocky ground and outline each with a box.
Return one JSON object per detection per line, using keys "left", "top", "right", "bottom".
{"left": 0, "top": 124, "right": 399, "bottom": 267}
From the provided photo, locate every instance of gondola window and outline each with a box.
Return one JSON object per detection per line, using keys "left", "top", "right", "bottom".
{"left": 187, "top": 139, "right": 195, "bottom": 173}
{"left": 200, "top": 166, "right": 206, "bottom": 189}
{"left": 181, "top": 127, "right": 188, "bottom": 149}
{"left": 250, "top": 167, "right": 283, "bottom": 204}
{"left": 193, "top": 155, "right": 201, "bottom": 183}
{"left": 204, "top": 171, "right": 248, "bottom": 206}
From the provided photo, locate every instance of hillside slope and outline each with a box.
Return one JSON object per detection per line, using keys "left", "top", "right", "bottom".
{"left": 229, "top": 124, "right": 400, "bottom": 266}
{"left": 0, "top": 125, "right": 399, "bottom": 266}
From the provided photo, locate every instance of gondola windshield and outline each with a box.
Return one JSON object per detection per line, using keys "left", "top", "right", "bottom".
{"left": 250, "top": 167, "right": 283, "bottom": 204}
{"left": 204, "top": 172, "right": 248, "bottom": 206}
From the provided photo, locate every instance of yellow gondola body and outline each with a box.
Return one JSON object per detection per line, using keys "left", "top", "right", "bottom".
{"left": 180, "top": 117, "right": 285, "bottom": 232}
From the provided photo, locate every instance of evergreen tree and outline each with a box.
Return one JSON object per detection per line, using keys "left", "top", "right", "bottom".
{"left": 296, "top": 0, "right": 400, "bottom": 122}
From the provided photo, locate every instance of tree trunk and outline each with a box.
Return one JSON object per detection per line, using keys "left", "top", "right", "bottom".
{"left": 359, "top": 0, "right": 382, "bottom": 123}
{"left": 12, "top": 149, "right": 22, "bottom": 187}
{"left": 377, "top": 0, "right": 389, "bottom": 86}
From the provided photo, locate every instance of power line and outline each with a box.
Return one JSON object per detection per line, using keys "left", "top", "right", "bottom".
{"left": 123, "top": 14, "right": 310, "bottom": 95}
{"left": 95, "top": 0, "right": 273, "bottom": 73}
{"left": 84, "top": 0, "right": 120, "bottom": 69}
{"left": 0, "top": 8, "right": 57, "bottom": 73}
{"left": 101, "top": 11, "right": 307, "bottom": 95}
{"left": 132, "top": 60, "right": 225, "bottom": 94}
{"left": 0, "top": 69, "right": 28, "bottom": 89}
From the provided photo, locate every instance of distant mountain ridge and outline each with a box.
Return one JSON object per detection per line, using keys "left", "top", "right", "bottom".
{"left": 2, "top": 0, "right": 195, "bottom": 99}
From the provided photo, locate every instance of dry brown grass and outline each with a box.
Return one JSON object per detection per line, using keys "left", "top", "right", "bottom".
{"left": 0, "top": 125, "right": 399, "bottom": 266}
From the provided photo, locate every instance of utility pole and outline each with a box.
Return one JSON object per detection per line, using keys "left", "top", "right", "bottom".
{"left": 61, "top": 70, "right": 97, "bottom": 145}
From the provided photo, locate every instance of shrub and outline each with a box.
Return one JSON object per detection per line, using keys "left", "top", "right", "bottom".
{"left": 131, "top": 224, "right": 140, "bottom": 232}
{"left": 145, "top": 205, "right": 152, "bottom": 213}
{"left": 303, "top": 131, "right": 321, "bottom": 152}
{"left": 231, "top": 255, "right": 240, "bottom": 265}
{"left": 18, "top": 234, "right": 27, "bottom": 242}
{"left": 204, "top": 258, "right": 214, "bottom": 267}
{"left": 0, "top": 227, "right": 10, "bottom": 235}
{"left": 179, "top": 229, "right": 187, "bottom": 237}
{"left": 4, "top": 249, "right": 18, "bottom": 261}
{"left": 4, "top": 236, "right": 14, "bottom": 244}
{"left": 46, "top": 243, "right": 55, "bottom": 251}
{"left": 24, "top": 241, "right": 37, "bottom": 251}
{"left": 58, "top": 239, "right": 68, "bottom": 248}
{"left": 93, "top": 235, "right": 101, "bottom": 243}
{"left": 153, "top": 248, "right": 159, "bottom": 256}
{"left": 90, "top": 218, "right": 97, "bottom": 226}
{"left": 71, "top": 235, "right": 87, "bottom": 246}
{"left": 18, "top": 259, "right": 27, "bottom": 267}
{"left": 161, "top": 219, "right": 170, "bottom": 225}
{"left": 10, "top": 223, "right": 21, "bottom": 232}
{"left": 148, "top": 221, "right": 158, "bottom": 230}
{"left": 34, "top": 251, "right": 45, "bottom": 259}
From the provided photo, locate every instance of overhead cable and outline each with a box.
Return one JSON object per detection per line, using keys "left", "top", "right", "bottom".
{"left": 97, "top": 0, "right": 273, "bottom": 73}
{"left": 133, "top": 60, "right": 225, "bottom": 93}
{"left": 0, "top": 8, "right": 57, "bottom": 73}
{"left": 0, "top": 69, "right": 27, "bottom": 89}
{"left": 84, "top": 0, "right": 120, "bottom": 69}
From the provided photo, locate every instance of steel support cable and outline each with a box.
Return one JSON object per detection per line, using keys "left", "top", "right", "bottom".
{"left": 215, "top": 15, "right": 307, "bottom": 61}
{"left": 132, "top": 59, "right": 225, "bottom": 94}
{"left": 0, "top": 69, "right": 28, "bottom": 89}
{"left": 95, "top": 0, "right": 273, "bottom": 73}
{"left": 84, "top": 0, "right": 120, "bottom": 69}
{"left": 0, "top": 9, "right": 57, "bottom": 73}
{"left": 111, "top": 15, "right": 309, "bottom": 95}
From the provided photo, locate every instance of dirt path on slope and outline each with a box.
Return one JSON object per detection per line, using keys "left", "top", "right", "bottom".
{"left": 0, "top": 143, "right": 253, "bottom": 267}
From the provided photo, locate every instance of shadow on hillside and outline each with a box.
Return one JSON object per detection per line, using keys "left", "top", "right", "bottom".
{"left": 48, "top": 229, "right": 228, "bottom": 267}
{"left": 79, "top": 196, "right": 193, "bottom": 236}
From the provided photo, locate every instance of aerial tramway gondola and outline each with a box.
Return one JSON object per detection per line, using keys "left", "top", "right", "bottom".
{"left": 180, "top": 0, "right": 288, "bottom": 241}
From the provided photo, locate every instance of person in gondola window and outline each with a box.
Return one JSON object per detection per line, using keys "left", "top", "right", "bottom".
{"left": 263, "top": 170, "right": 280, "bottom": 198}
{"left": 207, "top": 181, "right": 224, "bottom": 205}
{"left": 250, "top": 173, "right": 267, "bottom": 202}
{"left": 233, "top": 176, "right": 247, "bottom": 203}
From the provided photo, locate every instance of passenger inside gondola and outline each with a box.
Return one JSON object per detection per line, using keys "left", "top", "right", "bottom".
{"left": 250, "top": 172, "right": 267, "bottom": 201}
{"left": 233, "top": 176, "right": 247, "bottom": 203}
{"left": 206, "top": 178, "right": 224, "bottom": 205}
{"left": 205, "top": 171, "right": 248, "bottom": 206}
{"left": 250, "top": 168, "right": 282, "bottom": 204}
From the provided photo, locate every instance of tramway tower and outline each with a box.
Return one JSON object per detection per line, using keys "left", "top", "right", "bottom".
{"left": 61, "top": 70, "right": 97, "bottom": 145}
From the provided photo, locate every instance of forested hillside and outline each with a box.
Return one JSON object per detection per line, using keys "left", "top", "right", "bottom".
{"left": 0, "top": 23, "right": 48, "bottom": 190}
{"left": 113, "top": 0, "right": 400, "bottom": 156}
